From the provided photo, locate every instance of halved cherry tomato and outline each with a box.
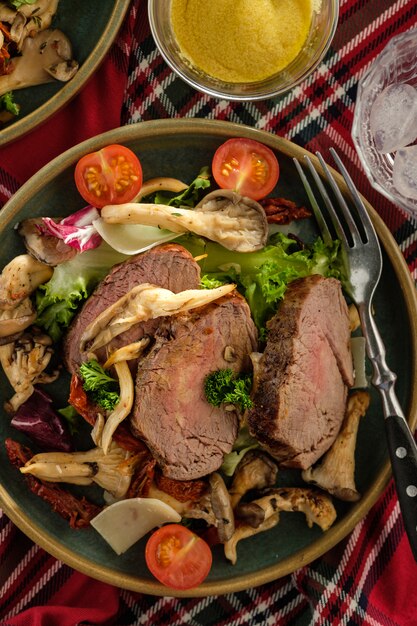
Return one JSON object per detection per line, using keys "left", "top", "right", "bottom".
{"left": 74, "top": 144, "right": 143, "bottom": 209}
{"left": 212, "top": 137, "right": 279, "bottom": 201}
{"left": 145, "top": 524, "right": 212, "bottom": 590}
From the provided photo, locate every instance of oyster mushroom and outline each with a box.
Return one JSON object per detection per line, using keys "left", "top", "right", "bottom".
{"left": 208, "top": 472, "right": 235, "bottom": 542}
{"left": 0, "top": 328, "right": 59, "bottom": 413}
{"left": 20, "top": 441, "right": 139, "bottom": 499}
{"left": 229, "top": 449, "right": 278, "bottom": 509}
{"left": 0, "top": 28, "right": 78, "bottom": 98}
{"left": 224, "top": 514, "right": 279, "bottom": 565}
{"left": 99, "top": 360, "right": 135, "bottom": 455}
{"left": 236, "top": 487, "right": 337, "bottom": 531}
{"left": 18, "top": 218, "right": 77, "bottom": 266}
{"left": 79, "top": 282, "right": 236, "bottom": 354}
{"left": 302, "top": 390, "right": 371, "bottom": 501}
{"left": 183, "top": 472, "right": 235, "bottom": 542}
{"left": 100, "top": 189, "right": 268, "bottom": 252}
{"left": 2, "top": 0, "right": 60, "bottom": 50}
{"left": 0, "top": 254, "right": 53, "bottom": 310}
{"left": 0, "top": 297, "right": 36, "bottom": 339}
{"left": 225, "top": 487, "right": 337, "bottom": 564}
{"left": 134, "top": 177, "right": 188, "bottom": 202}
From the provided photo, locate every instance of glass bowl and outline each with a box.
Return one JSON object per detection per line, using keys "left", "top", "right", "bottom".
{"left": 352, "top": 28, "right": 417, "bottom": 219}
{"left": 148, "top": 0, "right": 339, "bottom": 101}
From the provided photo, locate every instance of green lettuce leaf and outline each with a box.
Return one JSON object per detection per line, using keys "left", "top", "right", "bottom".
{"left": 36, "top": 243, "right": 127, "bottom": 342}
{"left": 149, "top": 166, "right": 211, "bottom": 207}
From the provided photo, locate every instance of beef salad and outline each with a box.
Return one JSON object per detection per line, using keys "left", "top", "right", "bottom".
{"left": 0, "top": 139, "right": 370, "bottom": 590}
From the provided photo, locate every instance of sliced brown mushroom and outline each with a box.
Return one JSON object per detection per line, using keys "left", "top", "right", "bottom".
{"left": 228, "top": 449, "right": 278, "bottom": 509}
{"left": 101, "top": 189, "right": 268, "bottom": 253}
{"left": 224, "top": 486, "right": 337, "bottom": 564}
{"left": 183, "top": 472, "right": 235, "bottom": 542}
{"left": 18, "top": 218, "right": 77, "bottom": 266}
{"left": 0, "top": 327, "right": 59, "bottom": 413}
{"left": 0, "top": 297, "right": 36, "bottom": 338}
{"left": 0, "top": 28, "right": 78, "bottom": 98}
{"left": 208, "top": 472, "right": 235, "bottom": 542}
{"left": 302, "top": 391, "right": 371, "bottom": 501}
{"left": 224, "top": 514, "right": 279, "bottom": 565}
{"left": 0, "top": 254, "right": 53, "bottom": 310}
{"left": 236, "top": 487, "right": 337, "bottom": 531}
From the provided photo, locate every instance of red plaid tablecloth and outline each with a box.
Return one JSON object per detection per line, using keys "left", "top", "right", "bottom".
{"left": 0, "top": 1, "right": 417, "bottom": 624}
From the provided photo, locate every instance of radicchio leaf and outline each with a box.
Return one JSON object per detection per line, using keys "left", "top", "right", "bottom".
{"left": 41, "top": 206, "right": 102, "bottom": 252}
{"left": 11, "top": 388, "right": 73, "bottom": 452}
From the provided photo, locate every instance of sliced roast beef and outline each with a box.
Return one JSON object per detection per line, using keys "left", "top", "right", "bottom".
{"left": 248, "top": 274, "right": 353, "bottom": 469}
{"left": 130, "top": 293, "right": 258, "bottom": 481}
{"left": 64, "top": 244, "right": 201, "bottom": 374}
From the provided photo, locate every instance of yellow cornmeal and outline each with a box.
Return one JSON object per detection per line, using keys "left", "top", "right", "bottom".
{"left": 171, "top": 0, "right": 313, "bottom": 83}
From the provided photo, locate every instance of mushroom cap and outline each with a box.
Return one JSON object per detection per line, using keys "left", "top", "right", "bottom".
{"left": 18, "top": 218, "right": 77, "bottom": 266}
{"left": 195, "top": 189, "right": 268, "bottom": 252}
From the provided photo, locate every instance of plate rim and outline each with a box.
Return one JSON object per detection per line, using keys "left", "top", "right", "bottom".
{"left": 1, "top": 118, "right": 416, "bottom": 597}
{"left": 0, "top": 1, "right": 131, "bottom": 147}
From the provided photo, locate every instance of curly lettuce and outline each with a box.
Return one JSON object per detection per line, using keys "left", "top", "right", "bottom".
{"left": 180, "top": 231, "right": 346, "bottom": 338}
{"left": 36, "top": 243, "right": 127, "bottom": 342}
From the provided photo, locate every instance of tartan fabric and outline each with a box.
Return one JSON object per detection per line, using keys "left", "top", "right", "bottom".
{"left": 0, "top": 1, "right": 417, "bottom": 624}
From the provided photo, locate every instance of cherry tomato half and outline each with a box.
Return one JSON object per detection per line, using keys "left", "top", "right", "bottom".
{"left": 74, "top": 144, "right": 143, "bottom": 209}
{"left": 145, "top": 524, "right": 212, "bottom": 590}
{"left": 212, "top": 137, "right": 279, "bottom": 201}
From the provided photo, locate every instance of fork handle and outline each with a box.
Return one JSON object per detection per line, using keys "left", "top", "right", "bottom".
{"left": 386, "top": 414, "right": 417, "bottom": 561}
{"left": 359, "top": 303, "right": 417, "bottom": 560}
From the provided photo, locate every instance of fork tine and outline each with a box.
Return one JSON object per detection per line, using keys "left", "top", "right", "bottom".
{"left": 301, "top": 155, "right": 349, "bottom": 248}
{"left": 292, "top": 158, "right": 333, "bottom": 246}
{"left": 315, "top": 152, "right": 362, "bottom": 246}
{"left": 329, "top": 148, "right": 380, "bottom": 247}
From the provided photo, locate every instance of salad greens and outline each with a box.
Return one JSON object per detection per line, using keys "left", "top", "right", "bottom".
{"left": 181, "top": 232, "right": 345, "bottom": 338}
{"left": 0, "top": 92, "right": 20, "bottom": 117}
{"left": 221, "top": 425, "right": 260, "bottom": 476}
{"left": 35, "top": 244, "right": 127, "bottom": 342}
{"left": 146, "top": 167, "right": 211, "bottom": 207}
{"left": 79, "top": 359, "right": 120, "bottom": 412}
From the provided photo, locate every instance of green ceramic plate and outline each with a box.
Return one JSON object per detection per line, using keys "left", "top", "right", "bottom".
{"left": 0, "top": 0, "right": 130, "bottom": 146}
{"left": 0, "top": 119, "right": 416, "bottom": 597}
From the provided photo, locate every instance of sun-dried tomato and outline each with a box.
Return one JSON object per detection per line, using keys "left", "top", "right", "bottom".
{"left": 260, "top": 196, "right": 312, "bottom": 224}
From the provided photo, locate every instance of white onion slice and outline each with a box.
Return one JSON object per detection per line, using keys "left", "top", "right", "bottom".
{"left": 93, "top": 218, "right": 181, "bottom": 255}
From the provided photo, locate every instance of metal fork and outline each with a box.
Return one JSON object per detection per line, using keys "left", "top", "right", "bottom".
{"left": 294, "top": 148, "right": 417, "bottom": 561}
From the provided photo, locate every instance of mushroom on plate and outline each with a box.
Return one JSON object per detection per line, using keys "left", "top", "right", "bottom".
{"left": 18, "top": 218, "right": 77, "bottom": 266}
{"left": 0, "top": 28, "right": 78, "bottom": 98}
{"left": 79, "top": 282, "right": 236, "bottom": 354}
{"left": 20, "top": 440, "right": 139, "bottom": 499}
{"left": 100, "top": 188, "right": 268, "bottom": 253}
{"left": 134, "top": 177, "right": 188, "bottom": 202}
{"left": 0, "top": 328, "right": 58, "bottom": 413}
{"left": 225, "top": 487, "right": 337, "bottom": 564}
{"left": 0, "top": 254, "right": 53, "bottom": 310}
{"left": 302, "top": 390, "right": 371, "bottom": 501}
{"left": 1, "top": 0, "right": 60, "bottom": 50}
{"left": 0, "top": 297, "right": 36, "bottom": 339}
{"left": 228, "top": 449, "right": 278, "bottom": 509}
{"left": 184, "top": 472, "right": 235, "bottom": 542}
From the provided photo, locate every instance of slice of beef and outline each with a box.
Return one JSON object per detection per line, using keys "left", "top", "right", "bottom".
{"left": 248, "top": 274, "right": 353, "bottom": 469}
{"left": 64, "top": 244, "right": 201, "bottom": 374}
{"left": 130, "top": 293, "right": 258, "bottom": 481}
